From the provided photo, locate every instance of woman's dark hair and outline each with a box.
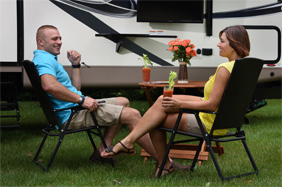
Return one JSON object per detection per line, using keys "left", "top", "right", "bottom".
{"left": 219, "top": 25, "right": 250, "bottom": 58}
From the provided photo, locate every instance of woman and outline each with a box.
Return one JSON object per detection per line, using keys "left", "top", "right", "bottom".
{"left": 101, "top": 25, "right": 250, "bottom": 176}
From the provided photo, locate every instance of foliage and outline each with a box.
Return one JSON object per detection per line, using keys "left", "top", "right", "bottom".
{"left": 168, "top": 71, "right": 177, "bottom": 90}
{"left": 139, "top": 54, "right": 153, "bottom": 68}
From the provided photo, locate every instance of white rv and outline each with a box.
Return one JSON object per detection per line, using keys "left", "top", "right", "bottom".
{"left": 1, "top": 0, "right": 281, "bottom": 91}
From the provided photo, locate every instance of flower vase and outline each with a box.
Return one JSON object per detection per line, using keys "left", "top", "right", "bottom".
{"left": 178, "top": 62, "right": 188, "bottom": 83}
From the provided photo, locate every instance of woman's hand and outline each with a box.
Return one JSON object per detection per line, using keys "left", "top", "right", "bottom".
{"left": 162, "top": 97, "right": 181, "bottom": 109}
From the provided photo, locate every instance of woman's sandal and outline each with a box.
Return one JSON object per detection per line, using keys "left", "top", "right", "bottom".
{"left": 171, "top": 160, "right": 191, "bottom": 170}
{"left": 103, "top": 141, "right": 136, "bottom": 158}
{"left": 155, "top": 160, "right": 191, "bottom": 170}
{"left": 155, "top": 164, "right": 176, "bottom": 177}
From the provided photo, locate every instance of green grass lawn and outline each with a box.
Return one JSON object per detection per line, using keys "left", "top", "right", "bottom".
{"left": 1, "top": 99, "right": 281, "bottom": 186}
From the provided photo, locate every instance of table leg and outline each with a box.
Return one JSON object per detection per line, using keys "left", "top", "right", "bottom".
{"left": 142, "top": 86, "right": 153, "bottom": 106}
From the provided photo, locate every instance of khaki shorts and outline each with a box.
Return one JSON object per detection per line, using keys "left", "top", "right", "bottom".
{"left": 63, "top": 98, "right": 123, "bottom": 130}
{"left": 187, "top": 114, "right": 206, "bottom": 135}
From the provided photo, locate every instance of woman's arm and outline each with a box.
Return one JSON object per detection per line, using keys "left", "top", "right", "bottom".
{"left": 163, "top": 66, "right": 231, "bottom": 111}
{"left": 204, "top": 66, "right": 230, "bottom": 111}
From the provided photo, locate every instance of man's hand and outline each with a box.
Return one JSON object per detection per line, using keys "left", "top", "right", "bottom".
{"left": 67, "top": 50, "right": 81, "bottom": 65}
{"left": 81, "top": 97, "right": 99, "bottom": 112}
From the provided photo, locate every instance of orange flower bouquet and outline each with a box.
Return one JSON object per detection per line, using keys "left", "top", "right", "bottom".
{"left": 168, "top": 39, "right": 197, "bottom": 65}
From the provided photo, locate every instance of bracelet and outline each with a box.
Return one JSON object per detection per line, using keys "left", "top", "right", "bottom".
{"left": 78, "top": 96, "right": 85, "bottom": 105}
{"left": 72, "top": 64, "right": 81, "bottom": 68}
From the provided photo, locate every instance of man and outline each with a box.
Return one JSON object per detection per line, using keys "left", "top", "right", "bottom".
{"left": 33, "top": 25, "right": 188, "bottom": 170}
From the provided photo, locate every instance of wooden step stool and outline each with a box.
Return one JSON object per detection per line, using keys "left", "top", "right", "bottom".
{"left": 141, "top": 142, "right": 224, "bottom": 165}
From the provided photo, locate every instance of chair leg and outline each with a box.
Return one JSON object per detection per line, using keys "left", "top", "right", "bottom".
{"left": 16, "top": 104, "right": 20, "bottom": 126}
{"left": 241, "top": 139, "right": 259, "bottom": 175}
{"left": 205, "top": 139, "right": 225, "bottom": 181}
{"left": 45, "top": 135, "right": 64, "bottom": 171}
{"left": 90, "top": 113, "right": 107, "bottom": 149}
{"left": 33, "top": 131, "right": 66, "bottom": 171}
{"left": 157, "top": 112, "right": 184, "bottom": 178}
{"left": 157, "top": 133, "right": 174, "bottom": 178}
{"left": 190, "top": 140, "right": 204, "bottom": 171}
{"left": 89, "top": 113, "right": 115, "bottom": 167}
{"left": 87, "top": 130, "right": 98, "bottom": 150}
{"left": 95, "top": 128, "right": 115, "bottom": 167}
{"left": 97, "top": 127, "right": 108, "bottom": 149}
{"left": 33, "top": 134, "right": 48, "bottom": 163}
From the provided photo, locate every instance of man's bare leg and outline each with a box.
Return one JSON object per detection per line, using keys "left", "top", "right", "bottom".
{"left": 97, "top": 97, "right": 128, "bottom": 152}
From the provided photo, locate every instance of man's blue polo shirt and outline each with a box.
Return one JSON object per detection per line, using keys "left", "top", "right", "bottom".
{"left": 32, "top": 50, "right": 83, "bottom": 125}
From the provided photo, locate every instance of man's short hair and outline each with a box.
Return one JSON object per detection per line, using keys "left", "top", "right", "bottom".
{"left": 36, "top": 25, "right": 58, "bottom": 40}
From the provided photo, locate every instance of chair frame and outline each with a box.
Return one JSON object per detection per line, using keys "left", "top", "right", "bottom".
{"left": 0, "top": 72, "right": 21, "bottom": 128}
{"left": 22, "top": 60, "right": 112, "bottom": 171}
{"left": 33, "top": 105, "right": 111, "bottom": 171}
{"left": 157, "top": 58, "right": 263, "bottom": 181}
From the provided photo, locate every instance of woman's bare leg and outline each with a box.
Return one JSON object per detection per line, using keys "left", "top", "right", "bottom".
{"left": 149, "top": 111, "right": 191, "bottom": 174}
{"left": 101, "top": 95, "right": 201, "bottom": 158}
{"left": 101, "top": 97, "right": 167, "bottom": 157}
{"left": 151, "top": 95, "right": 201, "bottom": 167}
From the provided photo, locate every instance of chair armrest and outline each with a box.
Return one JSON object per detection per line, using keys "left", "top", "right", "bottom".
{"left": 53, "top": 100, "right": 105, "bottom": 112}
{"left": 180, "top": 108, "right": 217, "bottom": 115}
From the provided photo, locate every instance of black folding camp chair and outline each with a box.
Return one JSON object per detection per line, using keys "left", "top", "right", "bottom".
{"left": 22, "top": 60, "right": 113, "bottom": 171}
{"left": 158, "top": 57, "right": 264, "bottom": 181}
{"left": 0, "top": 69, "right": 22, "bottom": 128}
